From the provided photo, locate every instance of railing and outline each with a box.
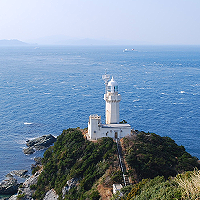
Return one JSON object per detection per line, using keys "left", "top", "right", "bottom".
{"left": 116, "top": 139, "right": 130, "bottom": 186}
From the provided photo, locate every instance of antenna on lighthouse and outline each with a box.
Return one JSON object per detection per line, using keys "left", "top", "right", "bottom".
{"left": 102, "top": 69, "right": 110, "bottom": 94}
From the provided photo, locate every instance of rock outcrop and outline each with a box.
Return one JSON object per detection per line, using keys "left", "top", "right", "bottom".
{"left": 31, "top": 157, "right": 43, "bottom": 170}
{"left": 23, "top": 134, "right": 56, "bottom": 154}
{"left": 62, "top": 178, "right": 78, "bottom": 198}
{"left": 43, "top": 189, "right": 58, "bottom": 200}
{"left": 8, "top": 171, "right": 41, "bottom": 200}
{"left": 34, "top": 157, "right": 43, "bottom": 165}
{"left": 8, "top": 195, "right": 18, "bottom": 200}
{"left": 9, "top": 170, "right": 30, "bottom": 179}
{"left": 0, "top": 177, "right": 18, "bottom": 195}
{"left": 23, "top": 147, "right": 35, "bottom": 155}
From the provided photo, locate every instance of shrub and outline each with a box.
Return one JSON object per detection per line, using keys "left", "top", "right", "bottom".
{"left": 174, "top": 169, "right": 200, "bottom": 199}
{"left": 124, "top": 176, "right": 181, "bottom": 200}
{"left": 32, "top": 165, "right": 41, "bottom": 175}
{"left": 89, "top": 189, "right": 101, "bottom": 200}
{"left": 124, "top": 131, "right": 199, "bottom": 180}
{"left": 30, "top": 184, "right": 37, "bottom": 190}
{"left": 111, "top": 170, "right": 123, "bottom": 183}
{"left": 33, "top": 129, "right": 118, "bottom": 199}
{"left": 17, "top": 193, "right": 25, "bottom": 200}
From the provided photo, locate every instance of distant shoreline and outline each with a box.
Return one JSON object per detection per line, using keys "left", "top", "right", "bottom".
{"left": 1, "top": 39, "right": 200, "bottom": 46}
{"left": 0, "top": 39, "right": 30, "bottom": 46}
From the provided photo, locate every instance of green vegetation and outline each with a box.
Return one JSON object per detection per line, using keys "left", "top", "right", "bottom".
{"left": 32, "top": 129, "right": 199, "bottom": 199}
{"left": 175, "top": 169, "right": 200, "bottom": 199}
{"left": 32, "top": 165, "right": 41, "bottom": 175}
{"left": 30, "top": 184, "right": 37, "bottom": 190}
{"left": 17, "top": 193, "right": 26, "bottom": 200}
{"left": 114, "top": 176, "right": 181, "bottom": 200}
{"left": 111, "top": 170, "right": 123, "bottom": 183}
{"left": 112, "top": 169, "right": 200, "bottom": 200}
{"left": 123, "top": 131, "right": 199, "bottom": 181}
{"left": 33, "top": 128, "right": 117, "bottom": 200}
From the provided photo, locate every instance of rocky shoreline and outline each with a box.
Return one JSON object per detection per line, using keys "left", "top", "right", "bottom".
{"left": 0, "top": 135, "right": 56, "bottom": 199}
{"left": 23, "top": 134, "right": 56, "bottom": 155}
{"left": 0, "top": 170, "right": 32, "bottom": 199}
{"left": 8, "top": 170, "right": 41, "bottom": 200}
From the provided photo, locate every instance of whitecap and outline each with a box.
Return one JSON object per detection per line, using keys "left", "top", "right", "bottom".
{"left": 55, "top": 96, "right": 65, "bottom": 99}
{"left": 180, "top": 91, "right": 185, "bottom": 94}
{"left": 177, "top": 117, "right": 184, "bottom": 119}
{"left": 17, "top": 140, "right": 26, "bottom": 144}
{"left": 24, "top": 122, "right": 33, "bottom": 125}
{"left": 133, "top": 99, "right": 140, "bottom": 102}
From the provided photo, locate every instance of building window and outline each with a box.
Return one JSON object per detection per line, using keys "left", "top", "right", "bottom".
{"left": 114, "top": 86, "right": 118, "bottom": 92}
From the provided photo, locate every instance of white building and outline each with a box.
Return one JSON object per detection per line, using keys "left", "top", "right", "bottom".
{"left": 113, "top": 184, "right": 123, "bottom": 195}
{"left": 87, "top": 75, "right": 131, "bottom": 140}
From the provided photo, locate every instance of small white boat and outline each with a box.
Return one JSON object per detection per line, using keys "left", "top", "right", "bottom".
{"left": 123, "top": 48, "right": 135, "bottom": 52}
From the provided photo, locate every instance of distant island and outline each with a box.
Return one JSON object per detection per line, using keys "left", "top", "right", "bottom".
{"left": 0, "top": 39, "right": 28, "bottom": 46}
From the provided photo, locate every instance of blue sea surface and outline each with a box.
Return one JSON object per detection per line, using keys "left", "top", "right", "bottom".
{"left": 0, "top": 45, "right": 199, "bottom": 182}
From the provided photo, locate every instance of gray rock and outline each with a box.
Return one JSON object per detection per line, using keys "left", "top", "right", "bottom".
{"left": 8, "top": 195, "right": 17, "bottom": 200}
{"left": 34, "top": 157, "right": 42, "bottom": 165}
{"left": 43, "top": 189, "right": 58, "bottom": 200}
{"left": 0, "top": 196, "right": 11, "bottom": 200}
{"left": 0, "top": 177, "right": 18, "bottom": 195}
{"left": 34, "top": 145, "right": 46, "bottom": 151}
{"left": 6, "top": 174, "right": 13, "bottom": 178}
{"left": 10, "top": 170, "right": 29, "bottom": 179}
{"left": 62, "top": 178, "right": 78, "bottom": 198}
{"left": 23, "top": 171, "right": 40, "bottom": 188}
{"left": 23, "top": 135, "right": 56, "bottom": 154}
{"left": 26, "top": 134, "right": 56, "bottom": 148}
{"left": 11, "top": 171, "right": 41, "bottom": 200}
{"left": 23, "top": 147, "right": 35, "bottom": 155}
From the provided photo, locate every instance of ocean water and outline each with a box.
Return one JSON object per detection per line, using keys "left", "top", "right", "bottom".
{"left": 0, "top": 45, "right": 199, "bottom": 182}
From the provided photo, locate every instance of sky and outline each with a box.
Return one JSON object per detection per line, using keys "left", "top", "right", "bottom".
{"left": 0, "top": 0, "right": 200, "bottom": 45}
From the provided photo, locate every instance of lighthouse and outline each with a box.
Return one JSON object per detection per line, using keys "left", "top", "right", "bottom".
{"left": 87, "top": 75, "right": 131, "bottom": 140}
{"left": 104, "top": 77, "right": 121, "bottom": 124}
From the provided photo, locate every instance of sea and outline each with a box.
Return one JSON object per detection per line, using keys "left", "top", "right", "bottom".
{"left": 0, "top": 45, "right": 199, "bottom": 183}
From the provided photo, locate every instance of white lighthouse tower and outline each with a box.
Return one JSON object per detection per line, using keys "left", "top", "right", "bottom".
{"left": 87, "top": 74, "right": 131, "bottom": 140}
{"left": 104, "top": 77, "right": 121, "bottom": 124}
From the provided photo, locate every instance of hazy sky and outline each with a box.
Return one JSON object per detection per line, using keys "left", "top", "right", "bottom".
{"left": 0, "top": 0, "right": 200, "bottom": 45}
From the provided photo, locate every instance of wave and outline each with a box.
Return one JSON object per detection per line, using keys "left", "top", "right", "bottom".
{"left": 17, "top": 140, "right": 27, "bottom": 145}
{"left": 24, "top": 122, "right": 33, "bottom": 125}
{"left": 179, "top": 91, "right": 186, "bottom": 94}
{"left": 133, "top": 99, "right": 140, "bottom": 102}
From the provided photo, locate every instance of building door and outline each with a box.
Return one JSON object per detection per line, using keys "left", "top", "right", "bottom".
{"left": 115, "top": 132, "right": 118, "bottom": 139}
